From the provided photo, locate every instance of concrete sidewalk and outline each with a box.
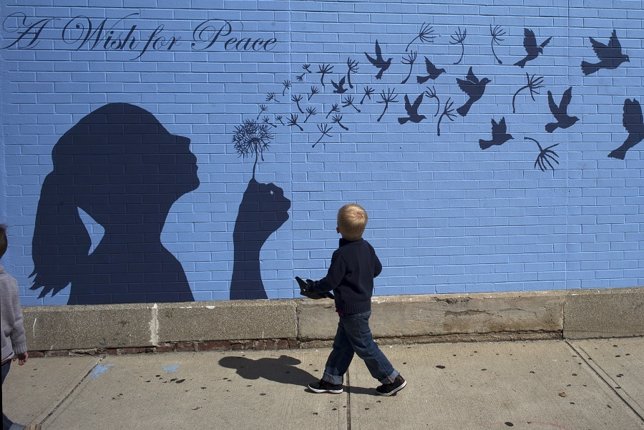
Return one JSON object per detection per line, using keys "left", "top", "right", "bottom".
{"left": 3, "top": 339, "right": 644, "bottom": 429}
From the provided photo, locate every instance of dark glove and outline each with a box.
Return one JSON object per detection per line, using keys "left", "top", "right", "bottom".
{"left": 295, "top": 276, "right": 334, "bottom": 300}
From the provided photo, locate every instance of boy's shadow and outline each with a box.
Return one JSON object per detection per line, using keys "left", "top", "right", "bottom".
{"left": 219, "top": 355, "right": 315, "bottom": 387}
{"left": 218, "top": 355, "right": 377, "bottom": 395}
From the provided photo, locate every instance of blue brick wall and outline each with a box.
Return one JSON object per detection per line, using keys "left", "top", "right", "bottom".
{"left": 1, "top": 0, "right": 643, "bottom": 305}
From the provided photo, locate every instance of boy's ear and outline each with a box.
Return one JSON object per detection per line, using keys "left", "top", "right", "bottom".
{"left": 336, "top": 226, "right": 340, "bottom": 234}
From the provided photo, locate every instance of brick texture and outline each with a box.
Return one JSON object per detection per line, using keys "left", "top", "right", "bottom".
{"left": 1, "top": 0, "right": 643, "bottom": 305}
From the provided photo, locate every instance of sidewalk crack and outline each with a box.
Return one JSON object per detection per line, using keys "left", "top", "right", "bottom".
{"left": 37, "top": 356, "right": 106, "bottom": 427}
{"left": 565, "top": 340, "right": 644, "bottom": 423}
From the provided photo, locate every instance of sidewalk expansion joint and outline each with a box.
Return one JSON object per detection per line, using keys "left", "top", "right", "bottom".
{"left": 346, "top": 370, "right": 352, "bottom": 430}
{"left": 565, "top": 340, "right": 644, "bottom": 423}
{"left": 37, "top": 356, "right": 107, "bottom": 427}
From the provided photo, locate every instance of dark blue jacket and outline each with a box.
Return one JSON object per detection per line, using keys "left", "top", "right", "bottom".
{"left": 316, "top": 238, "right": 382, "bottom": 315}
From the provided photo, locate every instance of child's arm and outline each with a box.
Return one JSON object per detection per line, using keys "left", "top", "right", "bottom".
{"left": 312, "top": 251, "right": 346, "bottom": 293}
{"left": 9, "top": 280, "right": 28, "bottom": 364}
{"left": 374, "top": 253, "right": 382, "bottom": 278}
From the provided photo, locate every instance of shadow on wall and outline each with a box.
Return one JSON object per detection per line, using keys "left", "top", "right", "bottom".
{"left": 30, "top": 103, "right": 199, "bottom": 304}
{"left": 230, "top": 178, "right": 290, "bottom": 300}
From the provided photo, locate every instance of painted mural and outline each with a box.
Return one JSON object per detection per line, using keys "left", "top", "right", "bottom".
{"left": 1, "top": 2, "right": 643, "bottom": 304}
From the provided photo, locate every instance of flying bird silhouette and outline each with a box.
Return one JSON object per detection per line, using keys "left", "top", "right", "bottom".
{"left": 456, "top": 67, "right": 490, "bottom": 117}
{"left": 608, "top": 98, "right": 644, "bottom": 160}
{"left": 581, "top": 30, "right": 629, "bottom": 76}
{"left": 479, "top": 117, "right": 513, "bottom": 150}
{"left": 545, "top": 87, "right": 578, "bottom": 133}
{"left": 331, "top": 76, "right": 348, "bottom": 94}
{"left": 365, "top": 40, "right": 392, "bottom": 80}
{"left": 416, "top": 57, "right": 446, "bottom": 83}
{"left": 398, "top": 94, "right": 427, "bottom": 125}
{"left": 514, "top": 28, "right": 552, "bottom": 68}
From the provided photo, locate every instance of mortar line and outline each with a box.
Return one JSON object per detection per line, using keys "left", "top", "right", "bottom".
{"left": 37, "top": 356, "right": 106, "bottom": 427}
{"left": 565, "top": 340, "right": 644, "bottom": 423}
{"left": 346, "top": 370, "right": 352, "bottom": 430}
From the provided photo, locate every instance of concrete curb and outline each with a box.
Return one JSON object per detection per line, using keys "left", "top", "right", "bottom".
{"left": 22, "top": 287, "right": 643, "bottom": 354}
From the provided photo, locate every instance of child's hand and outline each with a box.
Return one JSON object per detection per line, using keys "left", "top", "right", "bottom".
{"left": 14, "top": 352, "right": 28, "bottom": 365}
{"left": 295, "top": 277, "right": 335, "bottom": 300}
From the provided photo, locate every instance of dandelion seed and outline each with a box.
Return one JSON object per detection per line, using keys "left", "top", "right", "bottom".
{"left": 304, "top": 106, "right": 317, "bottom": 123}
{"left": 406, "top": 22, "right": 435, "bottom": 52}
{"left": 450, "top": 27, "right": 467, "bottom": 65}
{"left": 287, "top": 113, "right": 304, "bottom": 132}
{"left": 424, "top": 86, "right": 441, "bottom": 117}
{"left": 437, "top": 98, "right": 456, "bottom": 136}
{"left": 326, "top": 103, "right": 340, "bottom": 119}
{"left": 346, "top": 58, "right": 359, "bottom": 89}
{"left": 317, "top": 64, "right": 334, "bottom": 88}
{"left": 526, "top": 137, "right": 560, "bottom": 172}
{"left": 313, "top": 123, "right": 333, "bottom": 147}
{"left": 377, "top": 88, "right": 398, "bottom": 122}
{"left": 401, "top": 51, "right": 418, "bottom": 84}
{"left": 490, "top": 25, "right": 506, "bottom": 65}
{"left": 332, "top": 114, "right": 349, "bottom": 131}
{"left": 360, "top": 87, "right": 375, "bottom": 105}
{"left": 512, "top": 73, "right": 544, "bottom": 113}
{"left": 342, "top": 95, "right": 361, "bottom": 113}
{"left": 291, "top": 94, "right": 304, "bottom": 113}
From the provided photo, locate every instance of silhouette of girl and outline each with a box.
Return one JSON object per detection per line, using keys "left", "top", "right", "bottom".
{"left": 30, "top": 103, "right": 199, "bottom": 304}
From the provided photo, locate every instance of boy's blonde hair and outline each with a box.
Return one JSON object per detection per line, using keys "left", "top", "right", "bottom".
{"left": 337, "top": 203, "right": 368, "bottom": 240}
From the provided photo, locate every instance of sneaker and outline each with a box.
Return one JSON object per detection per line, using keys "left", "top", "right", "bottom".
{"left": 376, "top": 375, "right": 407, "bottom": 396}
{"left": 307, "top": 379, "right": 343, "bottom": 394}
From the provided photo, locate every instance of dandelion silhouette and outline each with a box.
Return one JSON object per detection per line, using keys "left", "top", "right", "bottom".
{"left": 450, "top": 27, "right": 467, "bottom": 65}
{"left": 233, "top": 119, "right": 273, "bottom": 179}
{"left": 512, "top": 73, "right": 544, "bottom": 114}
{"left": 346, "top": 58, "right": 359, "bottom": 89}
{"left": 282, "top": 80, "right": 291, "bottom": 96}
{"left": 303, "top": 64, "right": 312, "bottom": 73}
{"left": 361, "top": 86, "right": 375, "bottom": 104}
{"left": 490, "top": 25, "right": 506, "bottom": 65}
{"left": 291, "top": 94, "right": 305, "bottom": 113}
{"left": 437, "top": 97, "right": 456, "bottom": 136}
{"left": 318, "top": 64, "right": 334, "bottom": 88}
{"left": 276, "top": 115, "right": 285, "bottom": 126}
{"left": 424, "top": 86, "right": 441, "bottom": 117}
{"left": 313, "top": 123, "right": 333, "bottom": 147}
{"left": 326, "top": 103, "right": 340, "bottom": 119}
{"left": 308, "top": 86, "right": 320, "bottom": 101}
{"left": 266, "top": 92, "right": 279, "bottom": 103}
{"left": 332, "top": 114, "right": 349, "bottom": 131}
{"left": 377, "top": 87, "right": 399, "bottom": 122}
{"left": 526, "top": 137, "right": 560, "bottom": 172}
{"left": 406, "top": 22, "right": 435, "bottom": 52}
{"left": 401, "top": 51, "right": 418, "bottom": 84}
{"left": 296, "top": 72, "right": 305, "bottom": 82}
{"left": 342, "top": 95, "right": 361, "bottom": 113}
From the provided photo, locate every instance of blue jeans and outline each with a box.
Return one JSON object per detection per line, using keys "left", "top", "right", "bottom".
{"left": 322, "top": 311, "right": 398, "bottom": 385}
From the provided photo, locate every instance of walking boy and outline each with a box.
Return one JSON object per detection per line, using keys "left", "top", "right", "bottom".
{"left": 298, "top": 203, "right": 406, "bottom": 396}
{"left": 1, "top": 225, "right": 28, "bottom": 430}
